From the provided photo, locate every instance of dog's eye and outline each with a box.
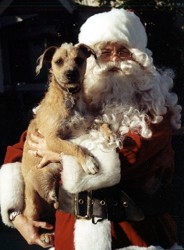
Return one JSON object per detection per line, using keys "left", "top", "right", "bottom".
{"left": 55, "top": 58, "right": 63, "bottom": 65}
{"left": 75, "top": 57, "right": 84, "bottom": 66}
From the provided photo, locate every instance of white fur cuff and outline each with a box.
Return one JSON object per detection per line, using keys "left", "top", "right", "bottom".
{"left": 0, "top": 162, "right": 24, "bottom": 227}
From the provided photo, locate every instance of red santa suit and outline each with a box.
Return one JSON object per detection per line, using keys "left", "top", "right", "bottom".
{"left": 1, "top": 115, "right": 180, "bottom": 249}
{"left": 0, "top": 8, "right": 182, "bottom": 250}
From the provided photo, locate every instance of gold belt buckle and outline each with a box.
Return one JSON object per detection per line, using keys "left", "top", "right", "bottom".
{"left": 74, "top": 191, "right": 92, "bottom": 219}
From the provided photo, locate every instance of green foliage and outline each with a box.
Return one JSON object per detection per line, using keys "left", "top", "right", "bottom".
{"left": 96, "top": 0, "right": 184, "bottom": 14}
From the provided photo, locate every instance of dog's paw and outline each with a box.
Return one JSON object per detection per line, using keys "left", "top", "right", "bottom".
{"left": 106, "top": 132, "right": 117, "bottom": 144}
{"left": 82, "top": 156, "right": 99, "bottom": 175}
{"left": 48, "top": 191, "right": 59, "bottom": 209}
{"left": 40, "top": 232, "right": 54, "bottom": 246}
{"left": 99, "top": 123, "right": 116, "bottom": 143}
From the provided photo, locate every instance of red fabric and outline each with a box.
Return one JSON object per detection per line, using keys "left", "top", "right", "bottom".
{"left": 118, "top": 222, "right": 147, "bottom": 246}
{"left": 55, "top": 210, "right": 75, "bottom": 250}
{"left": 4, "top": 130, "right": 27, "bottom": 164}
{"left": 118, "top": 131, "right": 142, "bottom": 164}
{"left": 3, "top": 115, "right": 179, "bottom": 249}
{"left": 54, "top": 211, "right": 178, "bottom": 249}
{"left": 54, "top": 114, "right": 178, "bottom": 249}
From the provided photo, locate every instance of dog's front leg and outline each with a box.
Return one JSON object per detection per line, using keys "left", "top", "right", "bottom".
{"left": 23, "top": 181, "right": 41, "bottom": 220}
{"left": 46, "top": 137, "right": 99, "bottom": 174}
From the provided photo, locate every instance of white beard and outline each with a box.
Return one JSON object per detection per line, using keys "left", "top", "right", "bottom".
{"left": 84, "top": 60, "right": 139, "bottom": 109}
{"left": 60, "top": 57, "right": 181, "bottom": 250}
{"left": 84, "top": 60, "right": 154, "bottom": 138}
{"left": 84, "top": 58, "right": 181, "bottom": 137}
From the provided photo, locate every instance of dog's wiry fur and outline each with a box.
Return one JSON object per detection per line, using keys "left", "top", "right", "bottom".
{"left": 21, "top": 43, "right": 99, "bottom": 221}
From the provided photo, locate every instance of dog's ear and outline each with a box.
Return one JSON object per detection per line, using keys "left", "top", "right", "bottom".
{"left": 76, "top": 43, "right": 97, "bottom": 60}
{"left": 36, "top": 46, "right": 57, "bottom": 75}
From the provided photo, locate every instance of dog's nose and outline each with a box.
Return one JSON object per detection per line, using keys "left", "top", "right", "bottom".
{"left": 66, "top": 69, "right": 79, "bottom": 82}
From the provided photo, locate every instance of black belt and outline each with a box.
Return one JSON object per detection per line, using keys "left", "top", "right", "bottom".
{"left": 58, "top": 186, "right": 144, "bottom": 223}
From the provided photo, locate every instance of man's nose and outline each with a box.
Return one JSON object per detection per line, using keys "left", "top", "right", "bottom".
{"left": 111, "top": 52, "right": 121, "bottom": 62}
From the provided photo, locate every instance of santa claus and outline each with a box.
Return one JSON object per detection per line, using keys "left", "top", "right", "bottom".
{"left": 0, "top": 8, "right": 182, "bottom": 250}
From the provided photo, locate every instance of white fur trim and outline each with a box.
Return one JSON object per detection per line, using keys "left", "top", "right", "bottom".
{"left": 0, "top": 162, "right": 24, "bottom": 227}
{"left": 47, "top": 242, "right": 182, "bottom": 250}
{"left": 78, "top": 8, "right": 148, "bottom": 53}
{"left": 61, "top": 133, "right": 120, "bottom": 250}
{"left": 74, "top": 219, "right": 111, "bottom": 250}
{"left": 116, "top": 247, "right": 162, "bottom": 250}
{"left": 61, "top": 134, "right": 121, "bottom": 193}
{"left": 48, "top": 243, "right": 182, "bottom": 250}
{"left": 116, "top": 244, "right": 183, "bottom": 249}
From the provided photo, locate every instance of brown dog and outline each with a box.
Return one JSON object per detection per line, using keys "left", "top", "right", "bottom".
{"left": 21, "top": 43, "right": 99, "bottom": 222}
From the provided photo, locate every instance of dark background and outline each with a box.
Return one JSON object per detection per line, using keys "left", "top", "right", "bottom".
{"left": 0, "top": 0, "right": 184, "bottom": 249}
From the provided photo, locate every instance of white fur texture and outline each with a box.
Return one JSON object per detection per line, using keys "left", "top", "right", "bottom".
{"left": 117, "top": 243, "right": 183, "bottom": 249}
{"left": 47, "top": 243, "right": 183, "bottom": 250}
{"left": 0, "top": 162, "right": 24, "bottom": 227}
{"left": 61, "top": 132, "right": 120, "bottom": 250}
{"left": 74, "top": 219, "right": 111, "bottom": 250}
{"left": 84, "top": 54, "right": 181, "bottom": 139}
{"left": 61, "top": 133, "right": 121, "bottom": 193}
{"left": 78, "top": 9, "right": 149, "bottom": 54}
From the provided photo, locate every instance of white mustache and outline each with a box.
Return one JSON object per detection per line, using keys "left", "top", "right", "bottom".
{"left": 94, "top": 60, "right": 140, "bottom": 75}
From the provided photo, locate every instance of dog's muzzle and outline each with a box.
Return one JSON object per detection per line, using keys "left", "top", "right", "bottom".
{"left": 60, "top": 83, "right": 81, "bottom": 94}
{"left": 59, "top": 69, "right": 82, "bottom": 94}
{"left": 67, "top": 85, "right": 81, "bottom": 94}
{"left": 66, "top": 69, "right": 80, "bottom": 82}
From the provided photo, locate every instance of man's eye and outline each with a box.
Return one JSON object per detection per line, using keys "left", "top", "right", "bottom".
{"left": 55, "top": 58, "right": 63, "bottom": 65}
{"left": 101, "top": 51, "right": 111, "bottom": 55}
{"left": 75, "top": 57, "right": 84, "bottom": 66}
{"left": 118, "top": 49, "right": 130, "bottom": 56}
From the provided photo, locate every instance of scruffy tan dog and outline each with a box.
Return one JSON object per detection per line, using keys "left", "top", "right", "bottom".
{"left": 21, "top": 43, "right": 99, "bottom": 222}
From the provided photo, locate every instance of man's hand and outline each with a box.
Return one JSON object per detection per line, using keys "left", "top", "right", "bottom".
{"left": 12, "top": 214, "right": 54, "bottom": 248}
{"left": 28, "top": 131, "right": 61, "bottom": 168}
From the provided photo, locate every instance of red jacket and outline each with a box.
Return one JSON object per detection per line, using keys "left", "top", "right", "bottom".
{"left": 4, "top": 115, "right": 179, "bottom": 249}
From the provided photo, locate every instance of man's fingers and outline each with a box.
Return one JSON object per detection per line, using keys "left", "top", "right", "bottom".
{"left": 28, "top": 149, "right": 40, "bottom": 157}
{"left": 28, "top": 139, "right": 40, "bottom": 151}
{"left": 33, "top": 221, "right": 54, "bottom": 230}
{"left": 28, "top": 140, "right": 36, "bottom": 147}
{"left": 30, "top": 133, "right": 42, "bottom": 143}
{"left": 28, "top": 151, "right": 49, "bottom": 167}
{"left": 39, "top": 233, "right": 55, "bottom": 248}
{"left": 37, "top": 232, "right": 54, "bottom": 248}
{"left": 36, "top": 238, "right": 53, "bottom": 249}
{"left": 37, "top": 130, "right": 44, "bottom": 138}
{"left": 26, "top": 222, "right": 54, "bottom": 248}
{"left": 37, "top": 158, "right": 49, "bottom": 168}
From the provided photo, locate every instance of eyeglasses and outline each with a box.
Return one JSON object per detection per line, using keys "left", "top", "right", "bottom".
{"left": 99, "top": 45, "right": 132, "bottom": 62}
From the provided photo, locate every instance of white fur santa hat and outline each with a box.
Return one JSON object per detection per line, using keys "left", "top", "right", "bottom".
{"left": 78, "top": 8, "right": 151, "bottom": 55}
